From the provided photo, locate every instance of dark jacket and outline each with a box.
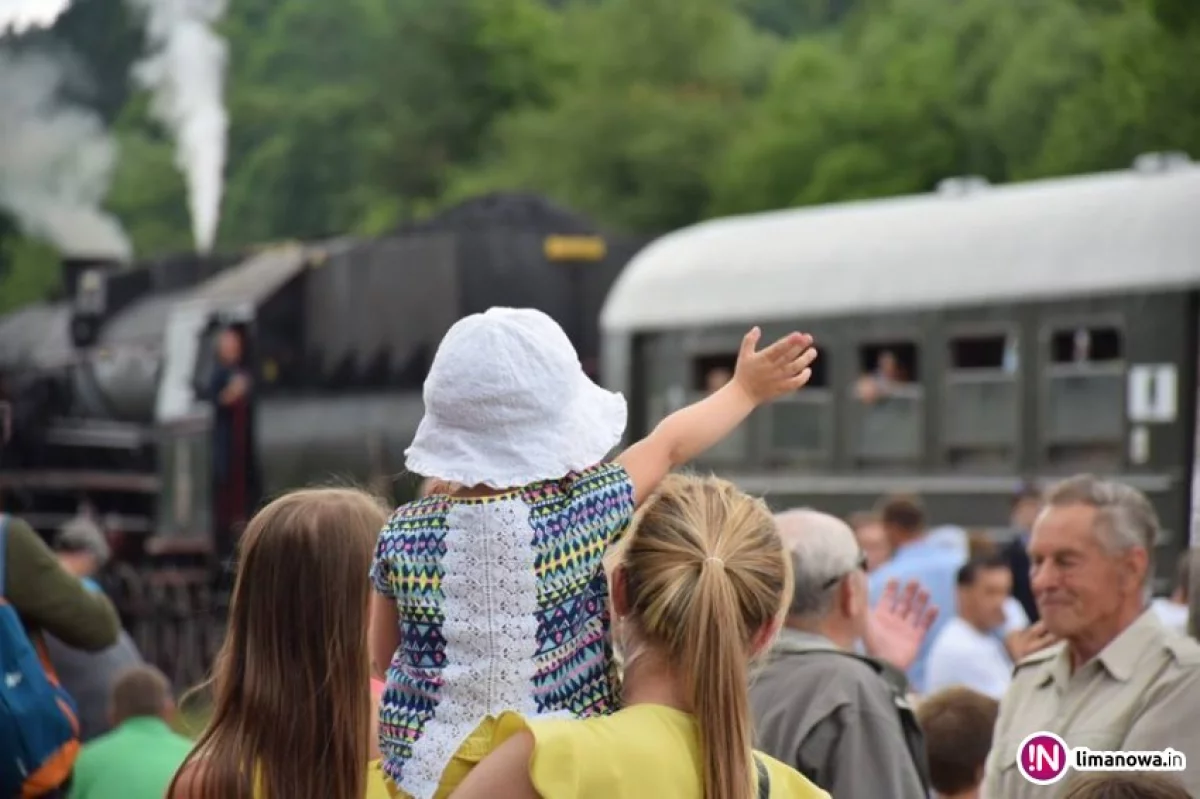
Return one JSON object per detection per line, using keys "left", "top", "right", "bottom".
{"left": 45, "top": 626, "right": 144, "bottom": 742}
{"left": 1003, "top": 533, "right": 1038, "bottom": 623}
{"left": 750, "top": 629, "right": 928, "bottom": 799}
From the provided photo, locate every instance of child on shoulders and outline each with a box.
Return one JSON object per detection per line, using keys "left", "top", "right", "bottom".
{"left": 369, "top": 307, "right": 817, "bottom": 798}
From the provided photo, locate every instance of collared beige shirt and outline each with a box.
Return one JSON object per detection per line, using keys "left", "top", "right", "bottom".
{"left": 984, "top": 609, "right": 1200, "bottom": 798}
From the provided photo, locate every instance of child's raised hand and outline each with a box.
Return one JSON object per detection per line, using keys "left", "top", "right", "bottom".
{"left": 733, "top": 327, "right": 817, "bottom": 404}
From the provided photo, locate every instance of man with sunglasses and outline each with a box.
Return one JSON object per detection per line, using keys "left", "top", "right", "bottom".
{"left": 750, "top": 508, "right": 936, "bottom": 799}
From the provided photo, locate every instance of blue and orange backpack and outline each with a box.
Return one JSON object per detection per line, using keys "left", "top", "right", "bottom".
{"left": 0, "top": 514, "right": 81, "bottom": 798}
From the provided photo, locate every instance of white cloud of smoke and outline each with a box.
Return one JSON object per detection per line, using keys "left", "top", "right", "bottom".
{"left": 126, "top": 0, "right": 228, "bottom": 253}
{"left": 0, "top": 0, "right": 72, "bottom": 33}
{"left": 0, "top": 49, "right": 132, "bottom": 260}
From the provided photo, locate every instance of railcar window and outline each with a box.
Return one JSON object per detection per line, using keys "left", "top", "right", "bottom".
{"left": 851, "top": 341, "right": 922, "bottom": 465}
{"left": 951, "top": 334, "right": 1019, "bottom": 372}
{"left": 858, "top": 342, "right": 919, "bottom": 382}
{"left": 691, "top": 343, "right": 828, "bottom": 393}
{"left": 944, "top": 333, "right": 1019, "bottom": 468}
{"left": 804, "top": 349, "right": 828, "bottom": 388}
{"left": 764, "top": 351, "right": 830, "bottom": 461}
{"left": 1044, "top": 324, "right": 1125, "bottom": 469}
{"left": 685, "top": 353, "right": 750, "bottom": 463}
{"left": 1050, "top": 327, "right": 1122, "bottom": 364}
{"left": 692, "top": 354, "right": 738, "bottom": 393}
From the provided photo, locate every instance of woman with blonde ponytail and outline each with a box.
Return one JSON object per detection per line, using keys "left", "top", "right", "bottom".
{"left": 447, "top": 475, "right": 829, "bottom": 799}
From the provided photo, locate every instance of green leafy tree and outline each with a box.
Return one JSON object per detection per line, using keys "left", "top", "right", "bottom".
{"left": 363, "top": 0, "right": 566, "bottom": 219}
{"left": 708, "top": 0, "right": 1198, "bottom": 216}
{"left": 12, "top": 0, "right": 143, "bottom": 124}
{"left": 0, "top": 229, "right": 61, "bottom": 313}
{"left": 742, "top": 0, "right": 860, "bottom": 36}
{"left": 104, "top": 95, "right": 193, "bottom": 256}
{"left": 449, "top": 0, "right": 778, "bottom": 232}
{"left": 1031, "top": 4, "right": 1200, "bottom": 176}
{"left": 7, "top": 0, "right": 1199, "bottom": 274}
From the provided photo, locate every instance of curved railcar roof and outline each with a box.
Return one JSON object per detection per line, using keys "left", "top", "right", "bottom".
{"left": 600, "top": 164, "right": 1200, "bottom": 331}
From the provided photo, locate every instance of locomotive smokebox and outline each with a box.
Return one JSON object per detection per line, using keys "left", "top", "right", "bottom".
{"left": 63, "top": 256, "right": 126, "bottom": 350}
{"left": 61, "top": 256, "right": 121, "bottom": 300}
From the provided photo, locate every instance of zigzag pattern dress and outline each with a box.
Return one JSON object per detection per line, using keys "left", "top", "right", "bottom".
{"left": 369, "top": 462, "right": 635, "bottom": 799}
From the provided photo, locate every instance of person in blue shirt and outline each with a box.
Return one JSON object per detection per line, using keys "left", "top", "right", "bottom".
{"left": 868, "top": 494, "right": 961, "bottom": 694}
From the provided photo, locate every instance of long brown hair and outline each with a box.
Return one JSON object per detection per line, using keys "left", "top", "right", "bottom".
{"left": 619, "top": 474, "right": 791, "bottom": 799}
{"left": 169, "top": 487, "right": 389, "bottom": 799}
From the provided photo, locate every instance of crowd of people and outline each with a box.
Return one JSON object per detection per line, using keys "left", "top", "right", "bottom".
{"left": 4, "top": 307, "right": 1199, "bottom": 798}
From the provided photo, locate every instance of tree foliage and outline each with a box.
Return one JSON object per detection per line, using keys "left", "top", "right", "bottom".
{"left": 2, "top": 0, "right": 1199, "bottom": 306}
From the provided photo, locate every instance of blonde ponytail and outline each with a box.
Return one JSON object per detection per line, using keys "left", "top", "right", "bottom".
{"left": 621, "top": 475, "right": 791, "bottom": 799}
{"left": 686, "top": 561, "right": 755, "bottom": 799}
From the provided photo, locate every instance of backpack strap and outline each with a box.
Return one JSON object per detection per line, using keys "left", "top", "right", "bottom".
{"left": 755, "top": 753, "right": 771, "bottom": 799}
{"left": 0, "top": 513, "right": 8, "bottom": 598}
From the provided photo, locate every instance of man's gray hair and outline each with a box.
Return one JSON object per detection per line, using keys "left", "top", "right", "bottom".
{"left": 1043, "top": 474, "right": 1160, "bottom": 587}
{"left": 775, "top": 508, "right": 863, "bottom": 621}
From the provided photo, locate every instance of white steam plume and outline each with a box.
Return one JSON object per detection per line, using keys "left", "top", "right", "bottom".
{"left": 0, "top": 50, "right": 132, "bottom": 260}
{"left": 126, "top": 0, "right": 228, "bottom": 253}
{"left": 0, "top": 0, "right": 73, "bottom": 34}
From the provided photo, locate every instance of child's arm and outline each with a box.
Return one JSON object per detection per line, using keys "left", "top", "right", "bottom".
{"left": 617, "top": 327, "right": 816, "bottom": 506}
{"left": 369, "top": 593, "right": 401, "bottom": 680}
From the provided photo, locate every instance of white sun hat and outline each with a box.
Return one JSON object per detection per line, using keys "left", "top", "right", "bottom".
{"left": 405, "top": 307, "right": 628, "bottom": 488}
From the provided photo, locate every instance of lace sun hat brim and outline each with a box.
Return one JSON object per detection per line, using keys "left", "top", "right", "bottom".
{"left": 404, "top": 371, "right": 628, "bottom": 489}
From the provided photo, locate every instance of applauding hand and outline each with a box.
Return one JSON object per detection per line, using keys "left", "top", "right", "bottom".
{"left": 864, "top": 579, "right": 939, "bottom": 672}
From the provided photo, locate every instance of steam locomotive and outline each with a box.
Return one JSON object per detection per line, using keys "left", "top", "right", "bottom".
{"left": 0, "top": 193, "right": 647, "bottom": 558}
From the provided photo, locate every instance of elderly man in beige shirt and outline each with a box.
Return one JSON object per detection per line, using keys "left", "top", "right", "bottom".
{"left": 983, "top": 475, "right": 1200, "bottom": 798}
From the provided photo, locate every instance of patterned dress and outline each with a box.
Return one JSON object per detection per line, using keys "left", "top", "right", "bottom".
{"left": 369, "top": 462, "right": 635, "bottom": 799}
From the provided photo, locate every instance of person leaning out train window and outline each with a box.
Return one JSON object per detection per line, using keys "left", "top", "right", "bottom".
{"left": 448, "top": 475, "right": 830, "bottom": 799}
{"left": 705, "top": 366, "right": 733, "bottom": 395}
{"left": 205, "top": 325, "right": 262, "bottom": 568}
{"left": 855, "top": 350, "right": 907, "bottom": 404}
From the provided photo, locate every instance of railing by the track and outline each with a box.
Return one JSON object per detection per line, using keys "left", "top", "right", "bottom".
{"left": 103, "top": 555, "right": 229, "bottom": 696}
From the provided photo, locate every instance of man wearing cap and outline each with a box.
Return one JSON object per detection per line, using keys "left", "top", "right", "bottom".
{"left": 1, "top": 511, "right": 118, "bottom": 647}
{"left": 44, "top": 513, "right": 145, "bottom": 742}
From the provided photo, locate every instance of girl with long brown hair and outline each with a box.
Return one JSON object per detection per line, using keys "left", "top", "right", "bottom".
{"left": 168, "top": 487, "right": 392, "bottom": 799}
{"left": 447, "top": 474, "right": 830, "bottom": 799}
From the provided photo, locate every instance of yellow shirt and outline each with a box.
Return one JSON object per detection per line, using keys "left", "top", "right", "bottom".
{"left": 254, "top": 761, "right": 391, "bottom": 798}
{"left": 365, "top": 760, "right": 392, "bottom": 799}
{"left": 408, "top": 703, "right": 830, "bottom": 799}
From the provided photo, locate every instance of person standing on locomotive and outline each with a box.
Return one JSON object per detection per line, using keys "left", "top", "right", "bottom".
{"left": 205, "top": 326, "right": 262, "bottom": 568}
